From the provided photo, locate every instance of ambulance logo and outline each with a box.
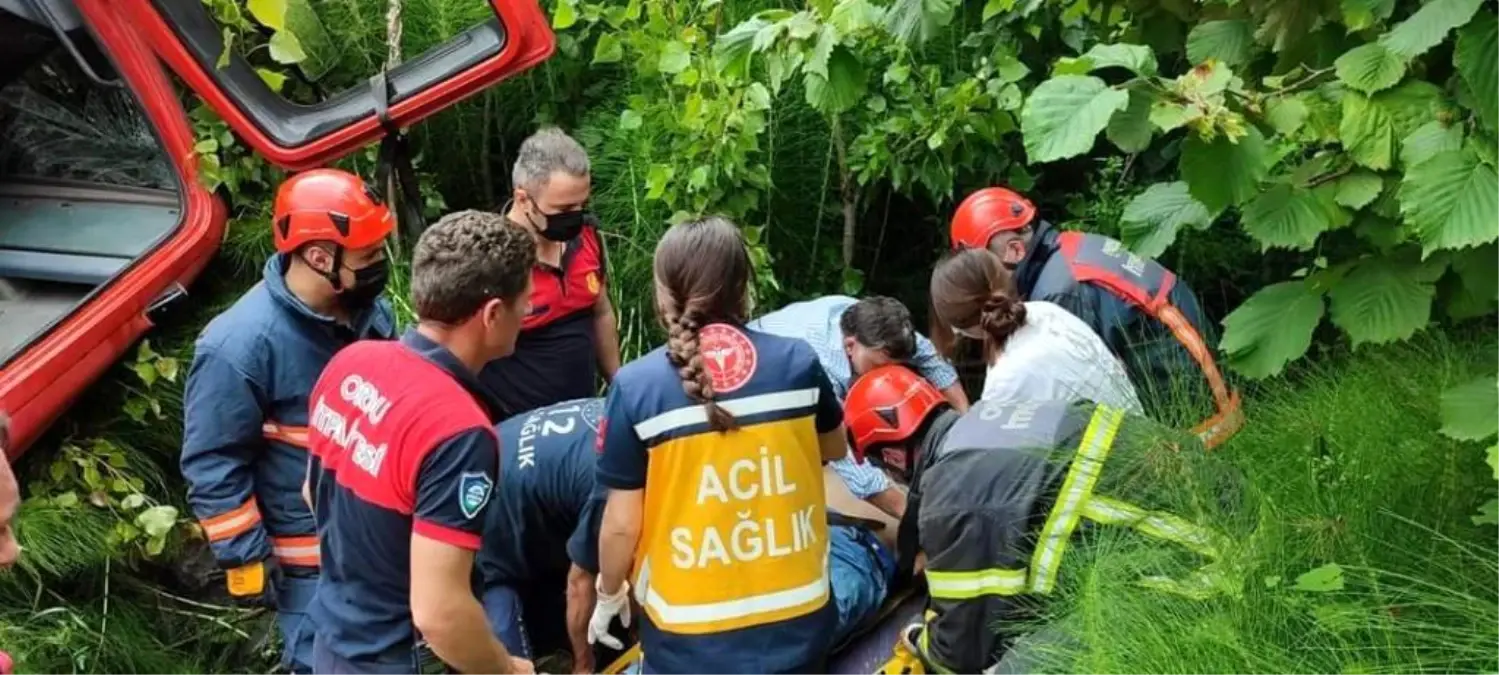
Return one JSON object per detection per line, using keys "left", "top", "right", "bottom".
{"left": 585, "top": 271, "right": 601, "bottom": 296}
{"left": 699, "top": 323, "right": 757, "bottom": 394}
{"left": 458, "top": 472, "right": 494, "bottom": 520}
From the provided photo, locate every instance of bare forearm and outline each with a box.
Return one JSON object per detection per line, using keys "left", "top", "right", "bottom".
{"left": 940, "top": 383, "right": 970, "bottom": 413}
{"left": 566, "top": 567, "right": 597, "bottom": 672}
{"left": 419, "top": 595, "right": 513, "bottom": 674}
{"left": 866, "top": 486, "right": 908, "bottom": 520}
{"left": 595, "top": 306, "right": 622, "bottom": 381}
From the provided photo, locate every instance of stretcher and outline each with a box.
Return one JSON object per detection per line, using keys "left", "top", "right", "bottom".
{"left": 597, "top": 585, "right": 928, "bottom": 675}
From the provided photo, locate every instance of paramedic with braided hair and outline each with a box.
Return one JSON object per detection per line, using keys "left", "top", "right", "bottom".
{"left": 590, "top": 216, "right": 849, "bottom": 673}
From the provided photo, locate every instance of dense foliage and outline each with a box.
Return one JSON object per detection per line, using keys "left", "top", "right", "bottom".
{"left": 4, "top": 0, "right": 1494, "bottom": 671}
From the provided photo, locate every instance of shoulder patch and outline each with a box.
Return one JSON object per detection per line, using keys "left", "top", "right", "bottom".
{"left": 699, "top": 323, "right": 758, "bottom": 394}
{"left": 458, "top": 472, "right": 494, "bottom": 519}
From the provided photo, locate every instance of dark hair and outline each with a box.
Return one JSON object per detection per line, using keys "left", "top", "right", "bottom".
{"left": 411, "top": 210, "right": 536, "bottom": 323}
{"left": 653, "top": 216, "right": 752, "bottom": 432}
{"left": 930, "top": 248, "right": 1027, "bottom": 352}
{"left": 840, "top": 296, "right": 918, "bottom": 362}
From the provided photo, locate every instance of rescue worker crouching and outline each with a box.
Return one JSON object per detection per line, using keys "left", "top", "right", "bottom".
{"left": 591, "top": 216, "right": 850, "bottom": 674}
{"left": 180, "top": 169, "right": 396, "bottom": 673}
{"left": 477, "top": 397, "right": 622, "bottom": 674}
{"left": 749, "top": 295, "right": 968, "bottom": 520}
{"left": 483, "top": 128, "right": 622, "bottom": 417}
{"left": 948, "top": 187, "right": 1242, "bottom": 447}
{"left": 844, "top": 365, "right": 1246, "bottom": 673}
{"left": 304, "top": 211, "right": 536, "bottom": 674}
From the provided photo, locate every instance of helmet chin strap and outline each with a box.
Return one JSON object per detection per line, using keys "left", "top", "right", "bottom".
{"left": 313, "top": 245, "right": 346, "bottom": 292}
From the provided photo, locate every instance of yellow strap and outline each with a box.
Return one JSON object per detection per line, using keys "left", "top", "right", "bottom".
{"left": 1028, "top": 406, "right": 1125, "bottom": 594}
{"left": 600, "top": 643, "right": 642, "bottom": 675}
{"left": 925, "top": 567, "right": 1028, "bottom": 600}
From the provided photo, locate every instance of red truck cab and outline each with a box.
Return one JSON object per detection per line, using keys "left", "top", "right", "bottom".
{"left": 0, "top": 0, "right": 553, "bottom": 458}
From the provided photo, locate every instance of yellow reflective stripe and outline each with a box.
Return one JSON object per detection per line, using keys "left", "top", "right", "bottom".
{"left": 925, "top": 567, "right": 1028, "bottom": 599}
{"left": 1081, "top": 495, "right": 1224, "bottom": 559}
{"left": 1028, "top": 405, "right": 1125, "bottom": 595}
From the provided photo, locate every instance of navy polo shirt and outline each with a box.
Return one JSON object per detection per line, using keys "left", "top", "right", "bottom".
{"left": 480, "top": 224, "right": 608, "bottom": 417}
{"left": 479, "top": 397, "right": 605, "bottom": 590}
{"left": 307, "top": 330, "right": 503, "bottom": 669}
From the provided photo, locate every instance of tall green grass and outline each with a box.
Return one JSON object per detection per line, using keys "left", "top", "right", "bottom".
{"left": 1031, "top": 328, "right": 1498, "bottom": 674}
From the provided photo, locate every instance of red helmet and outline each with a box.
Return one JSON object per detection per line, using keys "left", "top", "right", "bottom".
{"left": 845, "top": 365, "right": 947, "bottom": 468}
{"left": 950, "top": 187, "right": 1036, "bottom": 250}
{"left": 272, "top": 169, "right": 394, "bottom": 253}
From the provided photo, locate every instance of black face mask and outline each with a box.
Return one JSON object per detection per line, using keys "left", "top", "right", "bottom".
{"left": 335, "top": 257, "right": 389, "bottom": 312}
{"left": 536, "top": 208, "right": 587, "bottom": 242}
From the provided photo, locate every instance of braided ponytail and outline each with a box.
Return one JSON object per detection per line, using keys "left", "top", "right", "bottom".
{"left": 664, "top": 309, "right": 737, "bottom": 432}
{"left": 979, "top": 289, "right": 1026, "bottom": 347}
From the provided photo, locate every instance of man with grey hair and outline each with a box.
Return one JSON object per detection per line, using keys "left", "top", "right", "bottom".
{"left": 482, "top": 127, "right": 621, "bottom": 418}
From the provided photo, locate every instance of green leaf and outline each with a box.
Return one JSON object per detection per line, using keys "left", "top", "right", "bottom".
{"left": 120, "top": 493, "right": 147, "bottom": 510}
{"left": 256, "top": 68, "right": 287, "bottom": 93}
{"left": 1181, "top": 126, "right": 1270, "bottom": 213}
{"left": 996, "top": 54, "right": 1030, "bottom": 83}
{"left": 1452, "top": 243, "right": 1498, "bottom": 301}
{"left": 282, "top": 0, "right": 334, "bottom": 80}
{"left": 619, "top": 109, "right": 643, "bottom": 131}
{"left": 1378, "top": 0, "right": 1483, "bottom": 60}
{"left": 882, "top": 0, "right": 958, "bottom": 45}
{"left": 145, "top": 534, "right": 167, "bottom": 557}
{"left": 1335, "top": 43, "right": 1407, "bottom": 95}
{"left": 1474, "top": 497, "right": 1498, "bottom": 525}
{"left": 1341, "top": 92, "right": 1395, "bottom": 170}
{"left": 1241, "top": 184, "right": 1348, "bottom": 251}
{"left": 217, "top": 28, "right": 235, "bottom": 70}
{"left": 1327, "top": 258, "right": 1436, "bottom": 346}
{"left": 1439, "top": 376, "right": 1499, "bottom": 441}
{"left": 1343, "top": 0, "right": 1396, "bottom": 32}
{"left": 807, "top": 24, "right": 838, "bottom": 78}
{"left": 1488, "top": 445, "right": 1498, "bottom": 479}
{"left": 1222, "top": 281, "right": 1327, "bottom": 378}
{"left": 715, "top": 16, "right": 767, "bottom": 72}
{"left": 1151, "top": 101, "right": 1203, "bottom": 133}
{"left": 1186, "top": 20, "right": 1255, "bottom": 66}
{"left": 982, "top": 0, "right": 1009, "bottom": 22}
{"left": 1399, "top": 149, "right": 1499, "bottom": 255}
{"left": 1119, "top": 181, "right": 1217, "bottom": 258}
{"left": 155, "top": 357, "right": 180, "bottom": 383}
{"left": 54, "top": 492, "right": 79, "bottom": 508}
{"left": 786, "top": 10, "right": 819, "bottom": 40}
{"left": 1020, "top": 75, "right": 1130, "bottom": 163}
{"left": 593, "top": 34, "right": 623, "bottom": 64}
{"left": 1335, "top": 171, "right": 1385, "bottom": 209}
{"left": 246, "top": 0, "right": 286, "bottom": 30}
{"left": 1266, "top": 97, "right": 1310, "bottom": 136}
{"left": 744, "top": 82, "right": 773, "bottom": 112}
{"left": 658, "top": 41, "right": 692, "bottom": 75}
{"left": 267, "top": 30, "right": 306, "bottom": 65}
{"left": 552, "top": 0, "right": 578, "bottom": 29}
{"left": 1400, "top": 120, "right": 1465, "bottom": 167}
{"left": 1294, "top": 563, "right": 1346, "bottom": 593}
{"left": 133, "top": 361, "right": 157, "bottom": 387}
{"left": 1107, "top": 89, "right": 1154, "bottom": 153}
{"left": 645, "top": 164, "right": 673, "bottom": 201}
{"left": 135, "top": 505, "right": 179, "bottom": 538}
{"left": 1079, "top": 43, "right": 1159, "bottom": 76}
{"left": 804, "top": 47, "right": 867, "bottom": 114}
{"left": 1456, "top": 10, "right": 1498, "bottom": 132}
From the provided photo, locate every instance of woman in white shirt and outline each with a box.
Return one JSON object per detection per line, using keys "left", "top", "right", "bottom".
{"left": 930, "top": 248, "right": 1143, "bottom": 413}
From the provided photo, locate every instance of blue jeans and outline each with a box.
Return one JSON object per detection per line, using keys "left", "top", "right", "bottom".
{"left": 276, "top": 574, "right": 319, "bottom": 674}
{"left": 481, "top": 585, "right": 535, "bottom": 659}
{"left": 828, "top": 523, "right": 896, "bottom": 646}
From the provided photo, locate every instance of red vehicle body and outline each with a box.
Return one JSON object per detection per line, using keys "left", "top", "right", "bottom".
{"left": 0, "top": 0, "right": 554, "bottom": 459}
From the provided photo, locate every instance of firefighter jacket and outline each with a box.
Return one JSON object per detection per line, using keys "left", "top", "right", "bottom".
{"left": 180, "top": 254, "right": 395, "bottom": 571}
{"left": 1015, "top": 221, "right": 1242, "bottom": 447}
{"left": 905, "top": 398, "right": 1242, "bottom": 673}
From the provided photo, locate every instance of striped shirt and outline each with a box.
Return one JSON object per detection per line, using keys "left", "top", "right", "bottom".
{"left": 748, "top": 295, "right": 960, "bottom": 499}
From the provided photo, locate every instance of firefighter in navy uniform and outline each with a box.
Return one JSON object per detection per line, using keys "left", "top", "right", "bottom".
{"left": 844, "top": 365, "right": 1244, "bottom": 674}
{"left": 304, "top": 211, "right": 536, "bottom": 675}
{"left": 949, "top": 187, "right": 1242, "bottom": 448}
{"left": 590, "top": 217, "right": 850, "bottom": 674}
{"left": 478, "top": 397, "right": 619, "bottom": 674}
{"left": 180, "top": 169, "right": 396, "bottom": 673}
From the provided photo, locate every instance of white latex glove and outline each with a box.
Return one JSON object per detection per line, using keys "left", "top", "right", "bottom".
{"left": 588, "top": 577, "right": 632, "bottom": 649}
